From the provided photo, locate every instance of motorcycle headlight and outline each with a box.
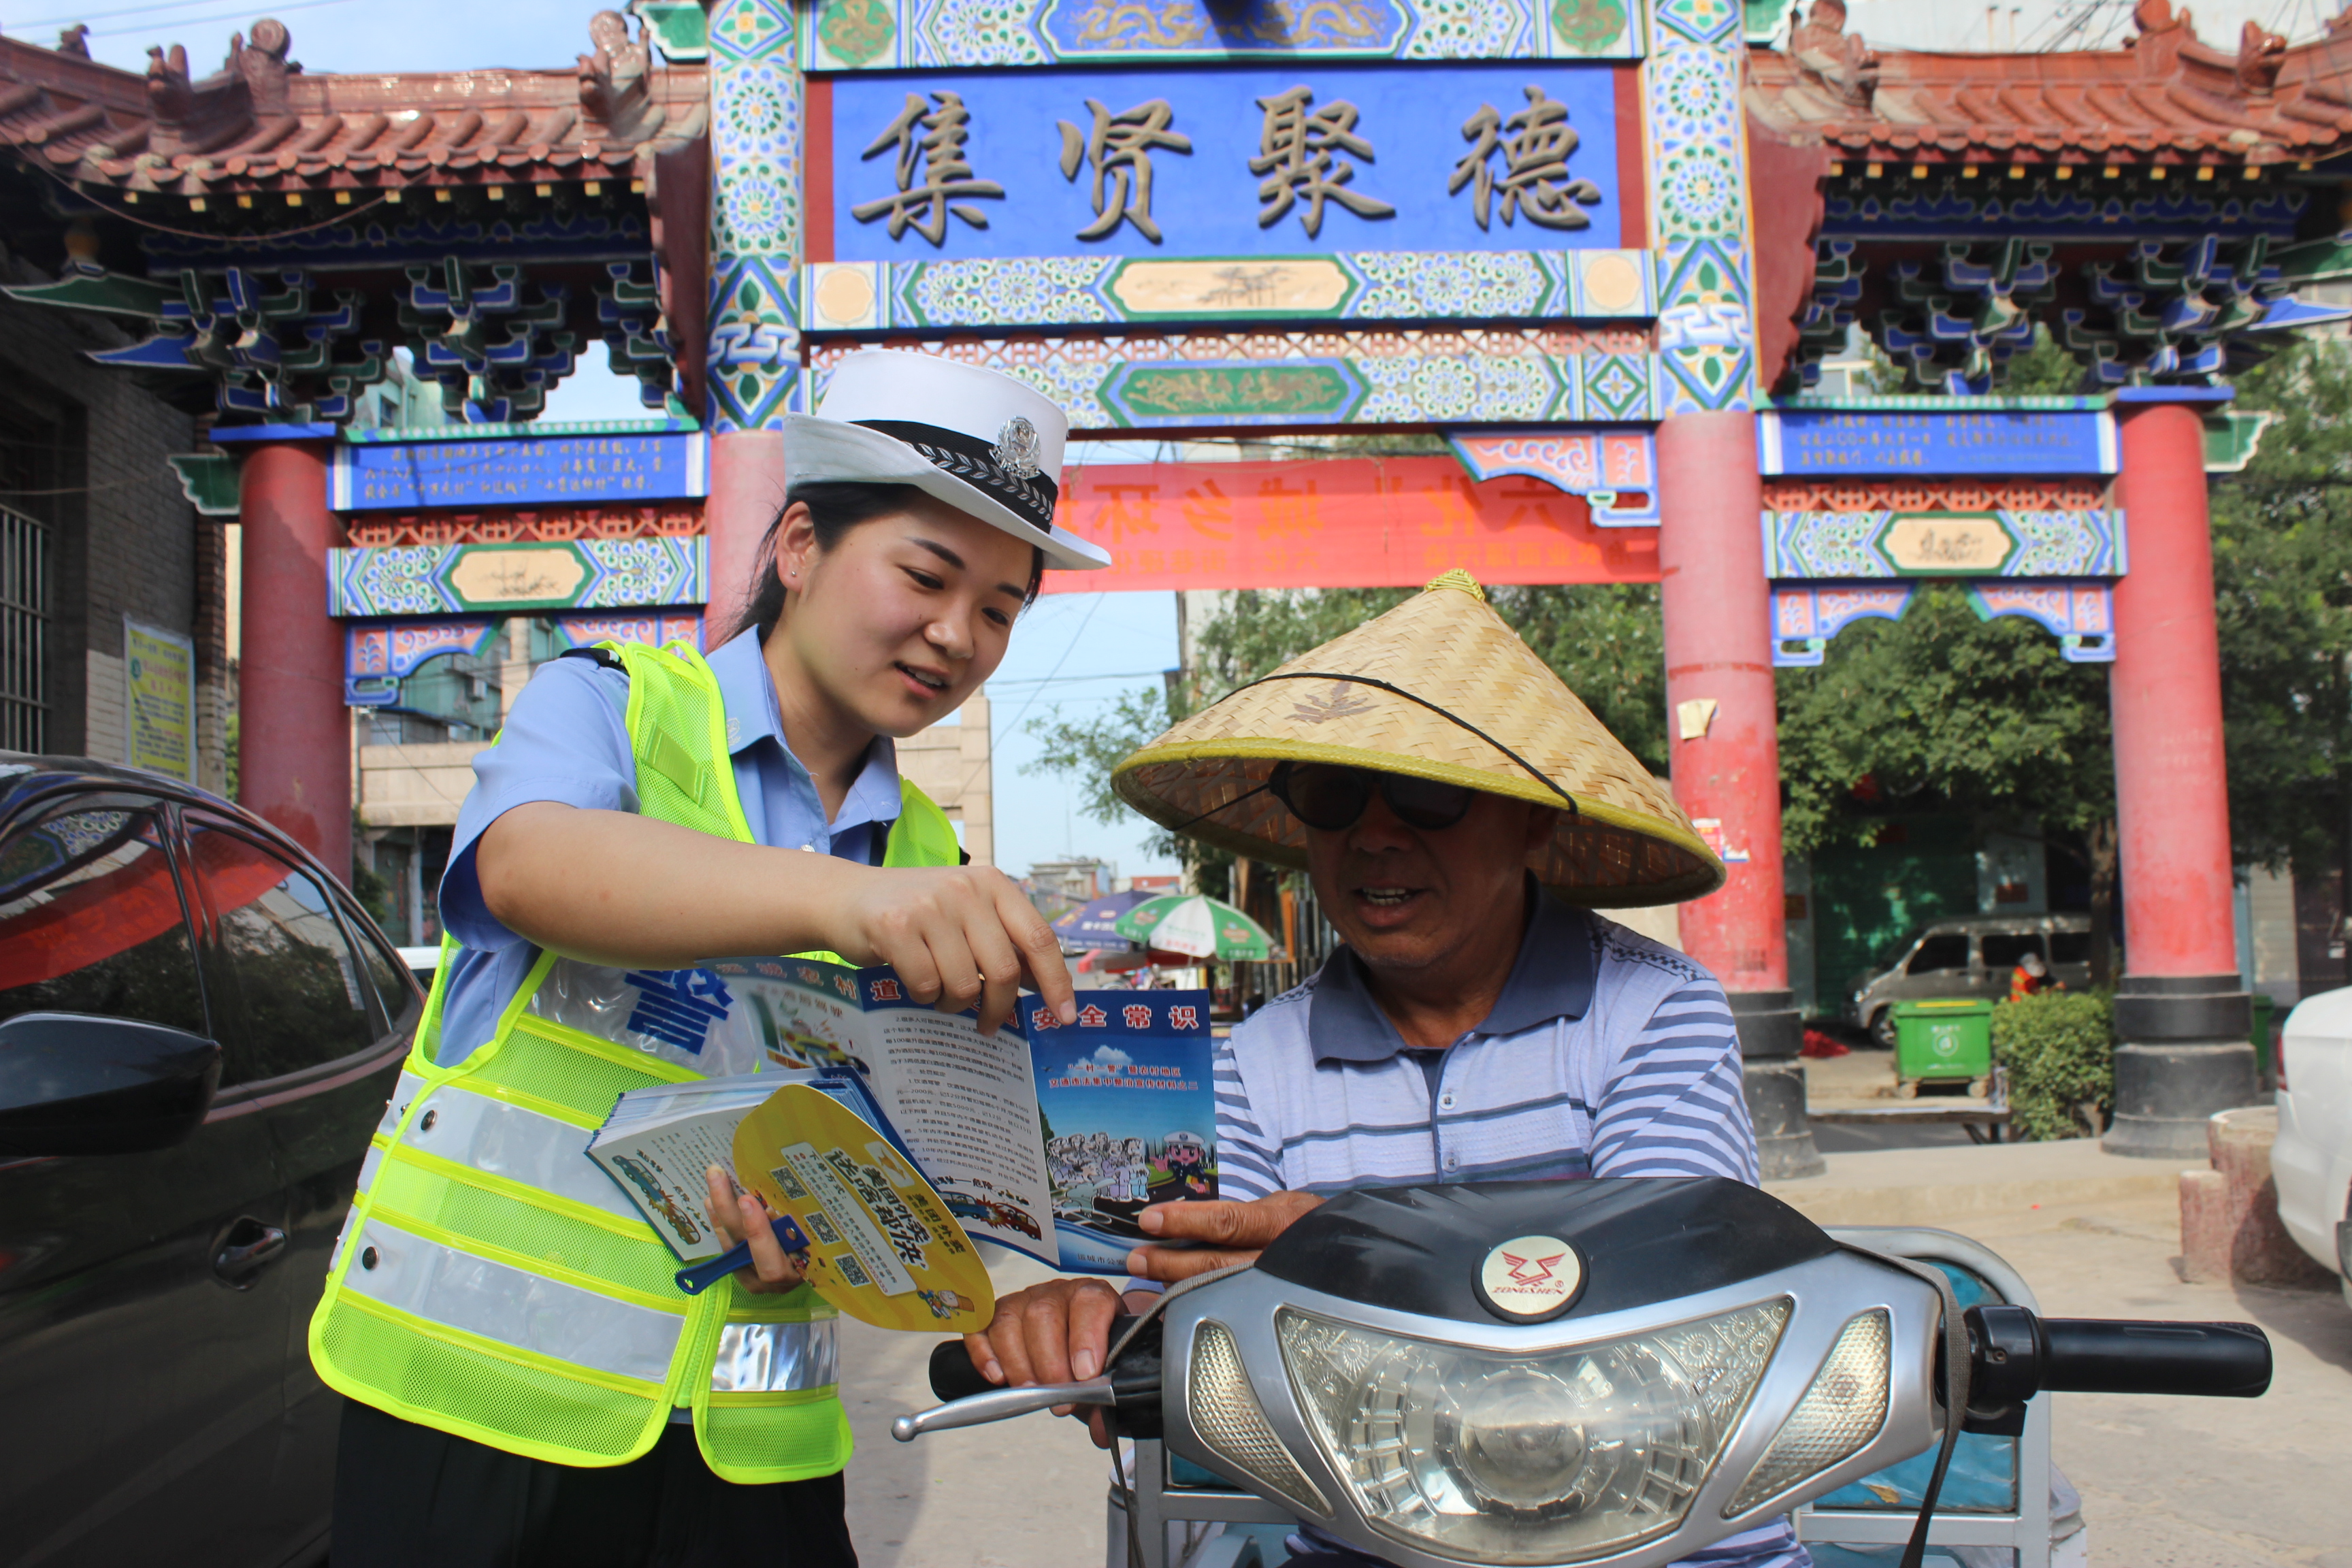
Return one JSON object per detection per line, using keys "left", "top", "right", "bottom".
{"left": 1273, "top": 1298, "right": 1791, "bottom": 1565}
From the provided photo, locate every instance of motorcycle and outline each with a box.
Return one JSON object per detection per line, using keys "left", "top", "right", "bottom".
{"left": 892, "top": 1179, "right": 2270, "bottom": 1568}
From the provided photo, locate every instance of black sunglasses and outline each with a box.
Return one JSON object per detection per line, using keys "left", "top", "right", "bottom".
{"left": 1269, "top": 762, "right": 1479, "bottom": 833}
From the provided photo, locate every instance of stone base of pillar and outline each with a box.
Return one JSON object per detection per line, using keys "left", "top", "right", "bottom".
{"left": 2105, "top": 1041, "right": 2261, "bottom": 1159}
{"left": 1728, "top": 988, "right": 1804, "bottom": 1060}
{"left": 1729, "top": 990, "right": 1821, "bottom": 1179}
{"left": 1743, "top": 1060, "right": 1826, "bottom": 1181}
{"left": 2103, "top": 975, "right": 2259, "bottom": 1160}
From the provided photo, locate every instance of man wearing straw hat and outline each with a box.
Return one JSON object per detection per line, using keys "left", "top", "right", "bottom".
{"left": 966, "top": 572, "right": 1806, "bottom": 1568}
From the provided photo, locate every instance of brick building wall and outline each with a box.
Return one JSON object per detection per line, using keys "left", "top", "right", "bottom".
{"left": 0, "top": 266, "right": 219, "bottom": 781}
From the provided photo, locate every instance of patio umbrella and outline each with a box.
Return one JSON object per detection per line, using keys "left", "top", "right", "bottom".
{"left": 1113, "top": 893, "right": 1277, "bottom": 962}
{"left": 1051, "top": 889, "right": 1153, "bottom": 951}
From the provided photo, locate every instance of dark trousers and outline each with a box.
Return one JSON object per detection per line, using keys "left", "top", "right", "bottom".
{"left": 333, "top": 1399, "right": 860, "bottom": 1568}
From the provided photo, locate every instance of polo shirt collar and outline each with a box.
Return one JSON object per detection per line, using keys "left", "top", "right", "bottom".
{"left": 1307, "top": 883, "right": 1597, "bottom": 1064}
{"left": 706, "top": 627, "right": 902, "bottom": 830}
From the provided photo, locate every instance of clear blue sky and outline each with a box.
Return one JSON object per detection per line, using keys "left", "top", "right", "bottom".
{"left": 980, "top": 591, "right": 1183, "bottom": 883}
{"left": 16, "top": 0, "right": 2328, "bottom": 76}
{"left": 15, "top": 1, "right": 615, "bottom": 75}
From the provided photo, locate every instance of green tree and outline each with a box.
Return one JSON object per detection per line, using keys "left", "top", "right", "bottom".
{"left": 1776, "top": 585, "right": 2120, "bottom": 979}
{"left": 2207, "top": 340, "right": 2352, "bottom": 886}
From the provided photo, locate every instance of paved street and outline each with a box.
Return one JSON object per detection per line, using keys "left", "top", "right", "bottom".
{"left": 1964, "top": 1194, "right": 2352, "bottom": 1567}
{"left": 836, "top": 1188, "right": 2352, "bottom": 1568}
{"left": 840, "top": 1249, "right": 1113, "bottom": 1568}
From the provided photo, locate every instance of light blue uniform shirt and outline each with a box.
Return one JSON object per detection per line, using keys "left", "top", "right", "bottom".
{"left": 432, "top": 627, "right": 907, "bottom": 1067}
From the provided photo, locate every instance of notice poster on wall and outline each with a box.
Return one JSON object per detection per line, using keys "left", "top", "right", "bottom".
{"left": 123, "top": 617, "right": 194, "bottom": 781}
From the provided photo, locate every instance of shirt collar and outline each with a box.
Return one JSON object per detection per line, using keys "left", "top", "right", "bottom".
{"left": 1306, "top": 883, "right": 1597, "bottom": 1064}
{"left": 706, "top": 627, "right": 902, "bottom": 830}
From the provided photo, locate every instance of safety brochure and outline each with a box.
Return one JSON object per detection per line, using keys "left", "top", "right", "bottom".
{"left": 589, "top": 956, "right": 1219, "bottom": 1275}
{"left": 583, "top": 1068, "right": 908, "bottom": 1264}
{"left": 585, "top": 1073, "right": 998, "bottom": 1333}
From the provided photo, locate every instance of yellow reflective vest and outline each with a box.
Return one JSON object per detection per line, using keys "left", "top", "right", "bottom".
{"left": 308, "top": 638, "right": 962, "bottom": 1477}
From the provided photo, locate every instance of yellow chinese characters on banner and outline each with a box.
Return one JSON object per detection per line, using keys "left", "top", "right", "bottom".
{"left": 734, "top": 1084, "right": 995, "bottom": 1334}
{"left": 123, "top": 617, "right": 195, "bottom": 781}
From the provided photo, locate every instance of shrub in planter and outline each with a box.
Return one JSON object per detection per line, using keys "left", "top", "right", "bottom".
{"left": 1991, "top": 991, "right": 2114, "bottom": 1141}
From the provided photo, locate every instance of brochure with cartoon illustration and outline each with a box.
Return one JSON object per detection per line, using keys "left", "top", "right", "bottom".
{"left": 583, "top": 1067, "right": 914, "bottom": 1264}
{"left": 581, "top": 955, "right": 1219, "bottom": 1275}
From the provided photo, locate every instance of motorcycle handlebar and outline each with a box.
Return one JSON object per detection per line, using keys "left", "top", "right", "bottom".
{"left": 928, "top": 1315, "right": 1152, "bottom": 1405}
{"left": 2039, "top": 1317, "right": 2273, "bottom": 1396}
{"left": 928, "top": 1337, "right": 998, "bottom": 1403}
{"left": 1967, "top": 1305, "right": 2272, "bottom": 1405}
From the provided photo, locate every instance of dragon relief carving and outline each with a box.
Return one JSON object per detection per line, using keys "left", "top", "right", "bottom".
{"left": 143, "top": 16, "right": 298, "bottom": 159}
{"left": 578, "top": 10, "right": 662, "bottom": 145}
{"left": 1787, "top": 0, "right": 1878, "bottom": 110}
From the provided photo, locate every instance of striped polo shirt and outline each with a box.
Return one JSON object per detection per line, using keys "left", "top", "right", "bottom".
{"left": 1214, "top": 892, "right": 1809, "bottom": 1568}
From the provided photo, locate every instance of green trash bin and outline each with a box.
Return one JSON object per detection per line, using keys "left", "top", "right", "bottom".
{"left": 2251, "top": 993, "right": 2276, "bottom": 1084}
{"left": 1891, "top": 998, "right": 1995, "bottom": 1092}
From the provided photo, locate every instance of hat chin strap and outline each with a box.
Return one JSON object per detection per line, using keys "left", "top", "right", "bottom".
{"left": 1208, "top": 670, "right": 1582, "bottom": 816}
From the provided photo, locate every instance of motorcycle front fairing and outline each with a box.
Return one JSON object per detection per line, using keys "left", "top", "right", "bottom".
{"left": 1155, "top": 1179, "right": 1946, "bottom": 1568}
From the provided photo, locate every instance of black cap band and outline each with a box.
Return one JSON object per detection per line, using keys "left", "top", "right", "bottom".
{"left": 855, "top": 419, "right": 1060, "bottom": 534}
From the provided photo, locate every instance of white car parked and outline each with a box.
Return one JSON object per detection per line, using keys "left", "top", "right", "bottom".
{"left": 2274, "top": 986, "right": 2352, "bottom": 1307}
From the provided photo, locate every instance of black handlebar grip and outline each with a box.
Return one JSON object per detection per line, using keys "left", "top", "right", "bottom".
{"left": 2038, "top": 1318, "right": 2272, "bottom": 1398}
{"left": 927, "top": 1313, "right": 1145, "bottom": 1404}
{"left": 928, "top": 1338, "right": 996, "bottom": 1403}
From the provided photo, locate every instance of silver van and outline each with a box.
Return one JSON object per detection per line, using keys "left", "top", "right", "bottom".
{"left": 1840, "top": 914, "right": 2096, "bottom": 1047}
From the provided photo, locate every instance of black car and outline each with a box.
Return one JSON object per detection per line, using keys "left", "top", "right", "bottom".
{"left": 0, "top": 755, "right": 419, "bottom": 1567}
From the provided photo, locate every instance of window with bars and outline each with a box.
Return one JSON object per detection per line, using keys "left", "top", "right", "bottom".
{"left": 0, "top": 502, "right": 47, "bottom": 753}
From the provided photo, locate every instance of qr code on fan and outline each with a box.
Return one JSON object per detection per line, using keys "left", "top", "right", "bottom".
{"left": 834, "top": 1252, "right": 871, "bottom": 1288}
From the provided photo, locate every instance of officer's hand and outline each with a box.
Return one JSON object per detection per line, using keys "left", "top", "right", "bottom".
{"left": 704, "top": 1165, "right": 806, "bottom": 1295}
{"left": 963, "top": 1277, "right": 1125, "bottom": 1448}
{"left": 838, "top": 863, "right": 1076, "bottom": 1036}
{"left": 1124, "top": 1192, "right": 1325, "bottom": 1284}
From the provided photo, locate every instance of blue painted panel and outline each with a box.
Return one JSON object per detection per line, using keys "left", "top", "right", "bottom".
{"left": 329, "top": 433, "right": 710, "bottom": 511}
{"left": 826, "top": 63, "right": 1622, "bottom": 261}
{"left": 1759, "top": 410, "right": 2117, "bottom": 477}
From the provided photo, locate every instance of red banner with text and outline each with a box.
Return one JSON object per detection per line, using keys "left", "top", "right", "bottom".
{"left": 1041, "top": 458, "right": 1660, "bottom": 594}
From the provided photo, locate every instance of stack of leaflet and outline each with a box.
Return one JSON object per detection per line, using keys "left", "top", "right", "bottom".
{"left": 584, "top": 1068, "right": 914, "bottom": 1268}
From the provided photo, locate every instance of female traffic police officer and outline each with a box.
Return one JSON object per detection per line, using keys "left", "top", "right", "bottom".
{"left": 312, "top": 352, "right": 1107, "bottom": 1566}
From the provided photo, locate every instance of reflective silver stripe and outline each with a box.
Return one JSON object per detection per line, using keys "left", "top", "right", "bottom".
{"left": 710, "top": 1318, "right": 838, "bottom": 1393}
{"left": 378, "top": 1070, "right": 428, "bottom": 1137}
{"left": 404, "top": 1084, "right": 643, "bottom": 1224}
{"left": 334, "top": 1141, "right": 389, "bottom": 1270}
{"left": 341, "top": 1215, "right": 682, "bottom": 1385}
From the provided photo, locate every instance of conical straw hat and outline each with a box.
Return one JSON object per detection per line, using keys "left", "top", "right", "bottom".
{"left": 1111, "top": 571, "right": 1724, "bottom": 907}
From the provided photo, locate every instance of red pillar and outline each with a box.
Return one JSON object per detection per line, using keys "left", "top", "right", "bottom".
{"left": 1656, "top": 410, "right": 1819, "bottom": 1177}
{"left": 2104, "top": 396, "right": 2256, "bottom": 1158}
{"left": 705, "top": 428, "right": 787, "bottom": 643}
{"left": 238, "top": 440, "right": 350, "bottom": 883}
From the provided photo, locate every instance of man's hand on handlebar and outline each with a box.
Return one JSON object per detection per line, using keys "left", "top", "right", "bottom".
{"left": 963, "top": 1192, "right": 1324, "bottom": 1447}
{"left": 965, "top": 1277, "right": 1131, "bottom": 1447}
{"left": 1125, "top": 1191, "right": 1324, "bottom": 1282}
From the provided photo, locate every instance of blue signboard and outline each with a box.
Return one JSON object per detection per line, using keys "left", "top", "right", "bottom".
{"left": 1758, "top": 410, "right": 2117, "bottom": 477}
{"left": 329, "top": 433, "right": 709, "bottom": 511}
{"left": 822, "top": 63, "right": 1624, "bottom": 261}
